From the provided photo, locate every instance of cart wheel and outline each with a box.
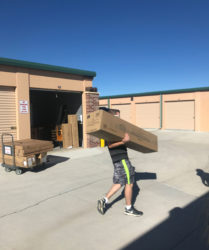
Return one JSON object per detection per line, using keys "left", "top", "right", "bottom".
{"left": 5, "top": 167, "right": 12, "bottom": 172}
{"left": 15, "top": 169, "right": 23, "bottom": 175}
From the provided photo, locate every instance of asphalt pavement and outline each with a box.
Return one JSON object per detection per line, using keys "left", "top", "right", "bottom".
{"left": 0, "top": 130, "right": 209, "bottom": 250}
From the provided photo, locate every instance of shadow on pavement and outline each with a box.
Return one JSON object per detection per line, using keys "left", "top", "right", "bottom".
{"left": 106, "top": 171, "right": 157, "bottom": 211}
{"left": 121, "top": 191, "right": 209, "bottom": 250}
{"left": 135, "top": 172, "right": 157, "bottom": 181}
{"left": 29, "top": 155, "right": 70, "bottom": 173}
{"left": 196, "top": 169, "right": 209, "bottom": 187}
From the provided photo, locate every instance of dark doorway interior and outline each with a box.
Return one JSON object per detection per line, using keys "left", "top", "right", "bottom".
{"left": 30, "top": 90, "right": 83, "bottom": 147}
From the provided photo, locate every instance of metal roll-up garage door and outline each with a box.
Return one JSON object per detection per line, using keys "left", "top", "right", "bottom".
{"left": 164, "top": 100, "right": 195, "bottom": 130}
{"left": 136, "top": 102, "right": 160, "bottom": 129}
{"left": 0, "top": 87, "right": 17, "bottom": 140}
{"left": 111, "top": 103, "right": 131, "bottom": 122}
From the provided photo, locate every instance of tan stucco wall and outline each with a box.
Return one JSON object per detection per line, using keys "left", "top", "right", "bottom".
{"left": 134, "top": 95, "right": 160, "bottom": 103}
{"left": 99, "top": 99, "right": 108, "bottom": 107}
{"left": 29, "top": 70, "right": 86, "bottom": 92}
{"left": 163, "top": 92, "right": 195, "bottom": 101}
{"left": 0, "top": 65, "right": 93, "bottom": 145}
{"left": 0, "top": 66, "right": 16, "bottom": 86}
{"left": 198, "top": 92, "right": 209, "bottom": 132}
{"left": 100, "top": 91, "right": 209, "bottom": 132}
{"left": 16, "top": 72, "right": 31, "bottom": 139}
{"left": 83, "top": 79, "right": 93, "bottom": 89}
{"left": 110, "top": 97, "right": 131, "bottom": 104}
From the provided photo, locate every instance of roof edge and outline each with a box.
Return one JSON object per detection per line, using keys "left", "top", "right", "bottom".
{"left": 0, "top": 57, "right": 96, "bottom": 78}
{"left": 99, "top": 86, "right": 209, "bottom": 99}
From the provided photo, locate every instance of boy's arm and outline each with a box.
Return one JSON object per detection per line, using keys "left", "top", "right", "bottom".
{"left": 108, "top": 133, "right": 130, "bottom": 149}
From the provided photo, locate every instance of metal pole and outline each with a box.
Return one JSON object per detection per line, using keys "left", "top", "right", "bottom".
{"left": 108, "top": 98, "right": 110, "bottom": 108}
{"left": 1, "top": 134, "right": 5, "bottom": 165}
{"left": 160, "top": 94, "right": 163, "bottom": 129}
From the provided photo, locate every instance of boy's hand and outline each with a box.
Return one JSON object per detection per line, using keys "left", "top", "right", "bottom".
{"left": 122, "top": 133, "right": 130, "bottom": 143}
{"left": 108, "top": 133, "right": 130, "bottom": 148}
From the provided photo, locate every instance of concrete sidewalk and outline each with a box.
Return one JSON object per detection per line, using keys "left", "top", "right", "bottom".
{"left": 0, "top": 131, "right": 209, "bottom": 250}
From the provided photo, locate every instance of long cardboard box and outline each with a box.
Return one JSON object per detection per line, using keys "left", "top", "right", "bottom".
{"left": 86, "top": 110, "right": 158, "bottom": 153}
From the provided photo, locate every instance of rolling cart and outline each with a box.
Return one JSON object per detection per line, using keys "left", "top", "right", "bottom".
{"left": 1, "top": 133, "right": 48, "bottom": 175}
{"left": 1, "top": 133, "right": 26, "bottom": 175}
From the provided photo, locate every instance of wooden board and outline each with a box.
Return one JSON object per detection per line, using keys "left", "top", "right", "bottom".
{"left": 68, "top": 115, "right": 79, "bottom": 148}
{"left": 61, "top": 123, "right": 72, "bottom": 148}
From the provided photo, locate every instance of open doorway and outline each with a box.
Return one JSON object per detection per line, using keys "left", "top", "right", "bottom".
{"left": 30, "top": 89, "right": 83, "bottom": 147}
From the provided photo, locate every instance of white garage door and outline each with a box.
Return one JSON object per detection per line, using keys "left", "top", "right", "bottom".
{"left": 164, "top": 100, "right": 195, "bottom": 130}
{"left": 136, "top": 102, "right": 160, "bottom": 129}
{"left": 111, "top": 104, "right": 131, "bottom": 122}
{"left": 0, "top": 87, "right": 17, "bottom": 140}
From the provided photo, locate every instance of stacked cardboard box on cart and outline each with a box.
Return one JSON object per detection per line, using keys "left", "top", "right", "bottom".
{"left": 0, "top": 139, "right": 53, "bottom": 169}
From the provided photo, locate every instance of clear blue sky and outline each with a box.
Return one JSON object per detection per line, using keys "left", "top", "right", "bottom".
{"left": 1, "top": 0, "right": 209, "bottom": 96}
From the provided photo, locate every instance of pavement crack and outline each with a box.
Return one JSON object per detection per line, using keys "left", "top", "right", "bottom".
{"left": 0, "top": 177, "right": 109, "bottom": 220}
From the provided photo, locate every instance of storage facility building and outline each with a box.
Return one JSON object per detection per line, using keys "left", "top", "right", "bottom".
{"left": 0, "top": 58, "right": 99, "bottom": 148}
{"left": 99, "top": 87, "right": 209, "bottom": 132}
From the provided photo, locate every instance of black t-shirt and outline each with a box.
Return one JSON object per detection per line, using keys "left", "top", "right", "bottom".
{"left": 108, "top": 144, "right": 128, "bottom": 163}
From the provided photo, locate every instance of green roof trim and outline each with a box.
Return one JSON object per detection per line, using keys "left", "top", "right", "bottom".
{"left": 100, "top": 86, "right": 209, "bottom": 99}
{"left": 0, "top": 57, "right": 96, "bottom": 77}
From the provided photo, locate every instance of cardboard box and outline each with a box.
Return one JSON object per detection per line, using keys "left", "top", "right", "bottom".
{"left": 68, "top": 115, "right": 79, "bottom": 148}
{"left": 0, "top": 154, "right": 41, "bottom": 168}
{"left": 61, "top": 123, "right": 73, "bottom": 148}
{"left": 86, "top": 110, "right": 158, "bottom": 153}
{"left": 0, "top": 139, "right": 52, "bottom": 168}
{"left": 0, "top": 139, "right": 53, "bottom": 157}
{"left": 0, "top": 150, "right": 48, "bottom": 168}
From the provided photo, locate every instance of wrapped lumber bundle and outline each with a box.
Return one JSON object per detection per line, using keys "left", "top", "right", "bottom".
{"left": 0, "top": 139, "right": 53, "bottom": 168}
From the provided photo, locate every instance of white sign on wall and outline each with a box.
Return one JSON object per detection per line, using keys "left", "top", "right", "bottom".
{"left": 20, "top": 100, "right": 28, "bottom": 114}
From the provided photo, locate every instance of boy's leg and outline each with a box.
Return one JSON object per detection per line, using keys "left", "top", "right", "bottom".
{"left": 97, "top": 183, "right": 121, "bottom": 215}
{"left": 124, "top": 182, "right": 143, "bottom": 217}
{"left": 106, "top": 183, "right": 121, "bottom": 200}
{"left": 123, "top": 164, "right": 143, "bottom": 217}
{"left": 124, "top": 183, "right": 133, "bottom": 206}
